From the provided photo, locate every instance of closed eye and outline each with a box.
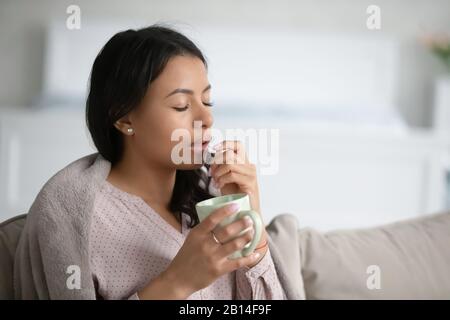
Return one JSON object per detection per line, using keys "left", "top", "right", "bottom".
{"left": 173, "top": 102, "right": 214, "bottom": 112}
{"left": 173, "top": 106, "right": 189, "bottom": 112}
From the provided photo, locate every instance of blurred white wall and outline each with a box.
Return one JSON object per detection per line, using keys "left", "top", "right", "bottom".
{"left": 1, "top": 0, "right": 450, "bottom": 230}
{"left": 0, "top": 0, "right": 449, "bottom": 126}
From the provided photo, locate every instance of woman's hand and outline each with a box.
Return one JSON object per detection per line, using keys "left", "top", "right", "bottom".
{"left": 154, "top": 203, "right": 261, "bottom": 299}
{"left": 209, "top": 140, "right": 268, "bottom": 268}
{"left": 210, "top": 141, "right": 261, "bottom": 215}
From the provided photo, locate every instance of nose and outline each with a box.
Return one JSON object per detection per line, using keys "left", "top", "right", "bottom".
{"left": 193, "top": 101, "right": 214, "bottom": 130}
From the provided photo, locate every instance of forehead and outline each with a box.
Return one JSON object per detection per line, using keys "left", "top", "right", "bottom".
{"left": 149, "top": 55, "right": 208, "bottom": 95}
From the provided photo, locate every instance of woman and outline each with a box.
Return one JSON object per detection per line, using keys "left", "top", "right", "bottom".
{"left": 16, "top": 24, "right": 287, "bottom": 300}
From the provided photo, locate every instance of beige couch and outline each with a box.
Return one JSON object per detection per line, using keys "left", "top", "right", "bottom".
{"left": 1, "top": 212, "right": 450, "bottom": 299}
{"left": 268, "top": 212, "right": 450, "bottom": 299}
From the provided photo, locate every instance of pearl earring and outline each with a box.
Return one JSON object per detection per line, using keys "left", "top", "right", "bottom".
{"left": 127, "top": 128, "right": 134, "bottom": 134}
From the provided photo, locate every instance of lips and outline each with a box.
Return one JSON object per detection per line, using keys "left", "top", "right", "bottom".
{"left": 191, "top": 137, "right": 211, "bottom": 151}
{"left": 192, "top": 134, "right": 211, "bottom": 145}
{"left": 200, "top": 140, "right": 211, "bottom": 150}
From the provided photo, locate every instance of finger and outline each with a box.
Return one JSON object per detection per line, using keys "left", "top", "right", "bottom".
{"left": 213, "top": 140, "right": 248, "bottom": 163}
{"left": 209, "top": 149, "right": 232, "bottom": 167}
{"left": 212, "top": 215, "right": 254, "bottom": 244}
{"left": 215, "top": 228, "right": 255, "bottom": 259}
{"left": 211, "top": 149, "right": 244, "bottom": 167}
{"left": 212, "top": 163, "right": 252, "bottom": 182}
{"left": 210, "top": 151, "right": 246, "bottom": 176}
{"left": 223, "top": 251, "right": 261, "bottom": 273}
{"left": 197, "top": 203, "right": 241, "bottom": 233}
{"left": 213, "top": 140, "right": 242, "bottom": 153}
{"left": 210, "top": 151, "right": 233, "bottom": 177}
{"left": 215, "top": 171, "right": 254, "bottom": 190}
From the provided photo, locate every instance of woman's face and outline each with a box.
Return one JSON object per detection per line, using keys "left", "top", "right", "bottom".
{"left": 118, "top": 55, "right": 214, "bottom": 170}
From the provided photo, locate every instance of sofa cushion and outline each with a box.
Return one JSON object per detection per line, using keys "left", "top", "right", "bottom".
{"left": 298, "top": 211, "right": 450, "bottom": 299}
{"left": 0, "top": 214, "right": 27, "bottom": 300}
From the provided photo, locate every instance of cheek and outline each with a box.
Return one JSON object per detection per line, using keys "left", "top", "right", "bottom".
{"left": 134, "top": 110, "right": 195, "bottom": 162}
{"left": 161, "top": 120, "right": 204, "bottom": 169}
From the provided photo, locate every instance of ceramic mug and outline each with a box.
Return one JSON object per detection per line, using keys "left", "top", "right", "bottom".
{"left": 195, "top": 193, "right": 262, "bottom": 259}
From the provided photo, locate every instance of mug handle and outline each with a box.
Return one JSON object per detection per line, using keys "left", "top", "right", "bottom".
{"left": 236, "top": 210, "right": 263, "bottom": 257}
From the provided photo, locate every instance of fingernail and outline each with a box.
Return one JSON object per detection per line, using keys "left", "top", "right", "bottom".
{"left": 244, "top": 216, "right": 253, "bottom": 226}
{"left": 253, "top": 252, "right": 260, "bottom": 259}
{"left": 228, "top": 203, "right": 240, "bottom": 213}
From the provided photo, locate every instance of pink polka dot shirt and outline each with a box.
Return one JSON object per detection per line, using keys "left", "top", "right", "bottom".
{"left": 89, "top": 180, "right": 287, "bottom": 300}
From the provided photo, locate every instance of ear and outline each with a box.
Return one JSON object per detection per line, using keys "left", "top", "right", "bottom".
{"left": 113, "top": 114, "right": 134, "bottom": 136}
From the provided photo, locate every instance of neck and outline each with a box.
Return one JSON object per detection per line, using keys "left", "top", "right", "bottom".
{"left": 107, "top": 149, "right": 176, "bottom": 211}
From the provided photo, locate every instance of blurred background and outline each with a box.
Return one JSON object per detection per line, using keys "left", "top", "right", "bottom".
{"left": 1, "top": 0, "right": 450, "bottom": 230}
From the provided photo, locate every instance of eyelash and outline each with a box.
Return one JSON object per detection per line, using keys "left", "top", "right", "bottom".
{"left": 174, "top": 102, "right": 214, "bottom": 112}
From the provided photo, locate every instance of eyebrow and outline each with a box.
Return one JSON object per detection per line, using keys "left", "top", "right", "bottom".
{"left": 164, "top": 84, "right": 211, "bottom": 99}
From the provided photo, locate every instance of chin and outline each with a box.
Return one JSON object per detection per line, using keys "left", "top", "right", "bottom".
{"left": 169, "top": 149, "right": 206, "bottom": 171}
